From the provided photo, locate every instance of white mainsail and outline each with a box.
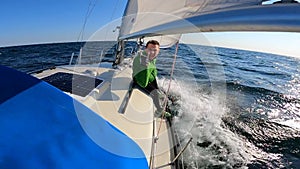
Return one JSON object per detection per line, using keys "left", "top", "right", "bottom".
{"left": 118, "top": 0, "right": 300, "bottom": 47}
{"left": 119, "top": 0, "right": 263, "bottom": 46}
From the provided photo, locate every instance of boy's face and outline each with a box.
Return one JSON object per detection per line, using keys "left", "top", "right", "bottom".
{"left": 146, "top": 43, "right": 160, "bottom": 60}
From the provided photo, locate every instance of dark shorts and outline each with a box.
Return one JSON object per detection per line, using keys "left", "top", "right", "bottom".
{"left": 133, "top": 79, "right": 159, "bottom": 95}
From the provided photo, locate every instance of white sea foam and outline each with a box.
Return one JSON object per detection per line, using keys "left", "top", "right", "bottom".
{"left": 158, "top": 78, "right": 255, "bottom": 168}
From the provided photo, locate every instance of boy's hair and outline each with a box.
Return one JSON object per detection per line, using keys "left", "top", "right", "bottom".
{"left": 146, "top": 40, "right": 160, "bottom": 47}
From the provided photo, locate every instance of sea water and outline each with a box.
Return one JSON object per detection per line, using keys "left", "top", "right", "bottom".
{"left": 1, "top": 41, "right": 299, "bottom": 168}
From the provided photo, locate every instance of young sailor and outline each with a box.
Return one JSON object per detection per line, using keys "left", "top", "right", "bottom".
{"left": 132, "top": 40, "right": 171, "bottom": 118}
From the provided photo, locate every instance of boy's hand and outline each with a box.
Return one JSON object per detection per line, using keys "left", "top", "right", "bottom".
{"left": 139, "top": 50, "right": 149, "bottom": 66}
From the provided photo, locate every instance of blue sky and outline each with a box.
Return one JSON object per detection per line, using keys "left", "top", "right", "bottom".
{"left": 181, "top": 32, "right": 300, "bottom": 58}
{"left": 1, "top": 0, "right": 300, "bottom": 58}
{"left": 0, "top": 0, "right": 126, "bottom": 47}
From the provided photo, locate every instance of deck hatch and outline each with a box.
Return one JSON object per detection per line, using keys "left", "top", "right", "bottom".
{"left": 42, "top": 72, "right": 103, "bottom": 97}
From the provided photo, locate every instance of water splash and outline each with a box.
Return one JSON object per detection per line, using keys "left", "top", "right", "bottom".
{"left": 159, "top": 79, "right": 254, "bottom": 168}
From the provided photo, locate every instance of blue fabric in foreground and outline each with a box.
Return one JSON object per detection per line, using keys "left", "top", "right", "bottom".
{"left": 0, "top": 66, "right": 148, "bottom": 169}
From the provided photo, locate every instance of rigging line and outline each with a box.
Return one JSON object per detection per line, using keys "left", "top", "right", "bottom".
{"left": 77, "top": 1, "right": 91, "bottom": 42}
{"left": 104, "top": 0, "right": 121, "bottom": 40}
{"left": 77, "top": 0, "right": 98, "bottom": 42}
{"left": 110, "top": 0, "right": 121, "bottom": 21}
{"left": 81, "top": 0, "right": 97, "bottom": 41}
{"left": 69, "top": 0, "right": 97, "bottom": 65}
{"left": 156, "top": 41, "right": 179, "bottom": 136}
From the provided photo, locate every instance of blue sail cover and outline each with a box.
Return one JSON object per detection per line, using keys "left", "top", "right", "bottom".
{"left": 0, "top": 65, "right": 148, "bottom": 169}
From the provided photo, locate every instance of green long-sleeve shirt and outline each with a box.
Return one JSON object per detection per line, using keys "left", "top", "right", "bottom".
{"left": 132, "top": 53, "right": 157, "bottom": 88}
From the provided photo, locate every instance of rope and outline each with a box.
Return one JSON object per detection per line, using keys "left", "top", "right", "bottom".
{"left": 104, "top": 0, "right": 121, "bottom": 40}
{"left": 77, "top": 0, "right": 98, "bottom": 42}
{"left": 156, "top": 41, "right": 179, "bottom": 136}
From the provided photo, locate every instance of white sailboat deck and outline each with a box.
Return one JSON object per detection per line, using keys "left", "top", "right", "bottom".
{"left": 34, "top": 65, "right": 174, "bottom": 168}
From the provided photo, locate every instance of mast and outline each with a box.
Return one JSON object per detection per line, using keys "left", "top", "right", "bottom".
{"left": 112, "top": 40, "right": 125, "bottom": 68}
{"left": 112, "top": 0, "right": 131, "bottom": 67}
